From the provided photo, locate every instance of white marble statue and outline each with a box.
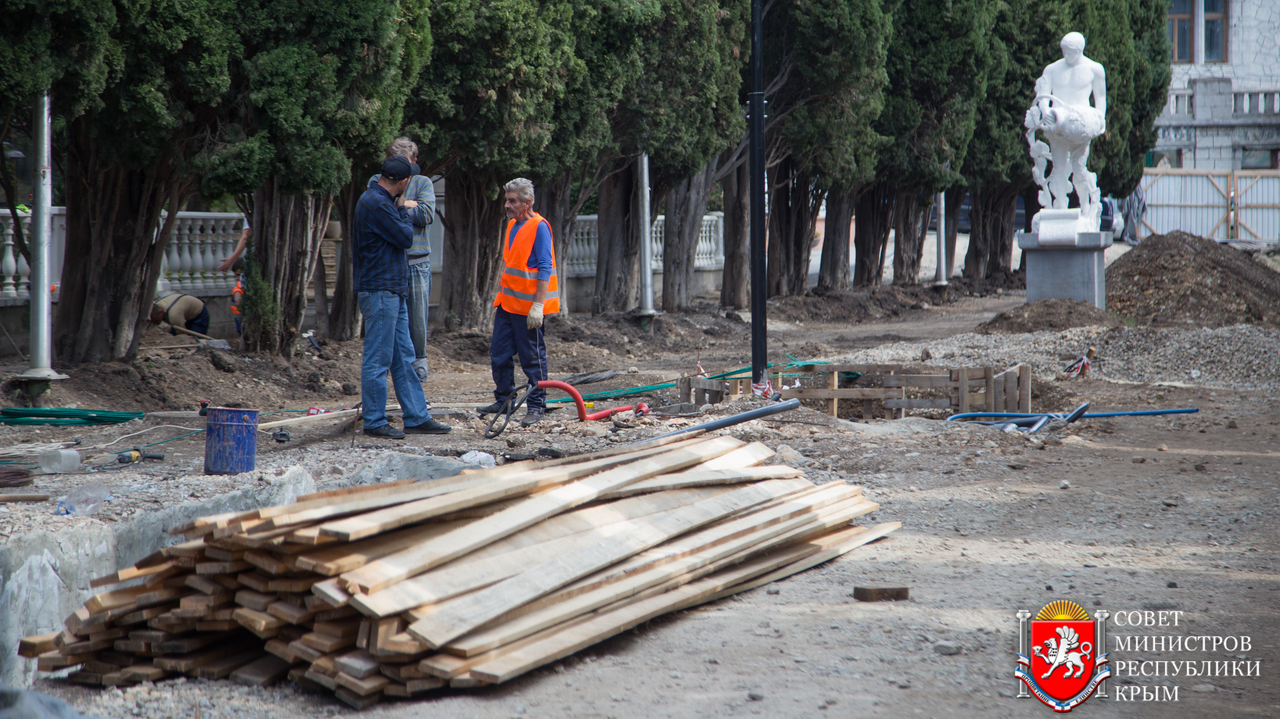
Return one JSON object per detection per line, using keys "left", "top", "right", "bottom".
{"left": 1024, "top": 32, "right": 1108, "bottom": 234}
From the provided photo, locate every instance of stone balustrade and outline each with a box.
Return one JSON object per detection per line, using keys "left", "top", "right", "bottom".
{"left": 1164, "top": 88, "right": 1194, "bottom": 119}
{"left": 1233, "top": 90, "right": 1280, "bottom": 117}
{"left": 565, "top": 212, "right": 725, "bottom": 278}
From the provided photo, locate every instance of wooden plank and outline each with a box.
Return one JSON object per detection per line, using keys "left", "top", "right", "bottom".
{"left": 777, "top": 388, "right": 895, "bottom": 400}
{"left": 984, "top": 367, "right": 996, "bottom": 413}
{"left": 156, "top": 631, "right": 234, "bottom": 654}
{"left": 267, "top": 601, "right": 314, "bottom": 625}
{"left": 293, "top": 478, "right": 419, "bottom": 504}
{"left": 341, "top": 437, "right": 743, "bottom": 594}
{"left": 882, "top": 374, "right": 972, "bottom": 388}
{"left": 232, "top": 608, "right": 285, "bottom": 638}
{"left": 121, "top": 664, "right": 166, "bottom": 681}
{"left": 852, "top": 586, "right": 910, "bottom": 601}
{"left": 352, "top": 488, "right": 740, "bottom": 619}
{"left": 447, "top": 492, "right": 872, "bottom": 657}
{"left": 790, "top": 363, "right": 906, "bottom": 373}
{"left": 334, "top": 650, "right": 381, "bottom": 679}
{"left": 1018, "top": 364, "right": 1032, "bottom": 413}
{"left": 1003, "top": 367, "right": 1018, "bottom": 412}
{"left": 154, "top": 643, "right": 243, "bottom": 672}
{"left": 229, "top": 655, "right": 293, "bottom": 687}
{"left": 335, "top": 686, "right": 382, "bottom": 709}
{"left": 957, "top": 367, "right": 969, "bottom": 414}
{"left": 18, "top": 632, "right": 59, "bottom": 658}
{"left": 883, "top": 399, "right": 952, "bottom": 410}
{"left": 85, "top": 584, "right": 150, "bottom": 614}
{"left": 689, "top": 442, "right": 775, "bottom": 470}
{"left": 314, "top": 618, "right": 363, "bottom": 639}
{"left": 992, "top": 370, "right": 1005, "bottom": 413}
{"left": 596, "top": 467, "right": 802, "bottom": 500}
{"left": 384, "top": 678, "right": 444, "bottom": 697}
{"left": 295, "top": 519, "right": 469, "bottom": 576}
{"left": 300, "top": 632, "right": 357, "bottom": 653}
{"left": 407, "top": 477, "right": 800, "bottom": 649}
{"left": 89, "top": 561, "right": 177, "bottom": 589}
{"left": 827, "top": 367, "right": 839, "bottom": 417}
{"left": 183, "top": 574, "right": 224, "bottom": 595}
{"left": 234, "top": 590, "right": 276, "bottom": 611}
{"left": 336, "top": 671, "right": 390, "bottom": 696}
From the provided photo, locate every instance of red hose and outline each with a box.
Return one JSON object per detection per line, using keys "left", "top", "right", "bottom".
{"left": 537, "top": 381, "right": 649, "bottom": 422}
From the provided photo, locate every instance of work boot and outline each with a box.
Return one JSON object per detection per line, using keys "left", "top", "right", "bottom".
{"left": 521, "top": 407, "right": 546, "bottom": 427}
{"left": 405, "top": 418, "right": 452, "bottom": 435}
{"left": 363, "top": 423, "right": 405, "bottom": 439}
{"left": 477, "top": 400, "right": 510, "bottom": 415}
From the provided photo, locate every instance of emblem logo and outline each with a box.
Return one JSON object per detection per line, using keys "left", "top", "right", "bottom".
{"left": 1015, "top": 601, "right": 1111, "bottom": 712}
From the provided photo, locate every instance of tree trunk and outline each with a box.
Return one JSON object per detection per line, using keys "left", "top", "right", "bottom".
{"left": 534, "top": 171, "right": 577, "bottom": 314}
{"left": 312, "top": 254, "right": 330, "bottom": 340}
{"left": 943, "top": 185, "right": 965, "bottom": 279}
{"left": 54, "top": 118, "right": 185, "bottom": 364}
{"left": 719, "top": 159, "right": 749, "bottom": 309}
{"left": 891, "top": 191, "right": 929, "bottom": 286}
{"left": 593, "top": 157, "right": 639, "bottom": 314}
{"left": 327, "top": 178, "right": 362, "bottom": 341}
{"left": 440, "top": 172, "right": 505, "bottom": 330}
{"left": 963, "top": 185, "right": 1020, "bottom": 281}
{"left": 853, "top": 183, "right": 895, "bottom": 287}
{"left": 817, "top": 187, "right": 856, "bottom": 294}
{"left": 766, "top": 161, "right": 824, "bottom": 297}
{"left": 662, "top": 161, "right": 718, "bottom": 312}
{"left": 242, "top": 179, "right": 331, "bottom": 358}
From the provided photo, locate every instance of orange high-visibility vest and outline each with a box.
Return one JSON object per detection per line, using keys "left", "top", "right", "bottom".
{"left": 494, "top": 213, "right": 559, "bottom": 316}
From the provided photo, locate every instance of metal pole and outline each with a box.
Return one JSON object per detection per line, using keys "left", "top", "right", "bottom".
{"left": 932, "top": 192, "right": 948, "bottom": 286}
{"left": 638, "top": 154, "right": 655, "bottom": 315}
{"left": 18, "top": 91, "right": 64, "bottom": 382}
{"left": 748, "top": 0, "right": 767, "bottom": 389}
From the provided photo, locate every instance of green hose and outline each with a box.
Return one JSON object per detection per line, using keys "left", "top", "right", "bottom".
{"left": 0, "top": 408, "right": 145, "bottom": 426}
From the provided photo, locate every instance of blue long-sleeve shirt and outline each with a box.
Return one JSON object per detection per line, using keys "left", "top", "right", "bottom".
{"left": 368, "top": 174, "right": 434, "bottom": 261}
{"left": 352, "top": 183, "right": 414, "bottom": 297}
{"left": 507, "top": 218, "right": 554, "bottom": 275}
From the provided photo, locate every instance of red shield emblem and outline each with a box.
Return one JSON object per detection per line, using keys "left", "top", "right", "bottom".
{"left": 1029, "top": 620, "right": 1096, "bottom": 702}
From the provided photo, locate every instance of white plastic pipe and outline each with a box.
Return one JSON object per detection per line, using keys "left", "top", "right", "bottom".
{"left": 19, "top": 91, "right": 63, "bottom": 380}
{"left": 638, "top": 153, "right": 655, "bottom": 314}
{"left": 932, "top": 192, "right": 948, "bottom": 286}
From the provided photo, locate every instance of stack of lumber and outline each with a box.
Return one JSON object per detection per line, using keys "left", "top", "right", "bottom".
{"left": 19, "top": 434, "right": 898, "bottom": 710}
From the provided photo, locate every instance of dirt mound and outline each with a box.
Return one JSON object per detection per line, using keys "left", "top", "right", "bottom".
{"left": 976, "top": 299, "right": 1122, "bottom": 334}
{"left": 1106, "top": 231, "right": 1280, "bottom": 327}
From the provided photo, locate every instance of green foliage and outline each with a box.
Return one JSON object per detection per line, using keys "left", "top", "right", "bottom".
{"left": 875, "top": 0, "right": 995, "bottom": 193}
{"left": 0, "top": 0, "right": 116, "bottom": 120}
{"left": 766, "top": 0, "right": 895, "bottom": 191}
{"left": 239, "top": 253, "right": 280, "bottom": 338}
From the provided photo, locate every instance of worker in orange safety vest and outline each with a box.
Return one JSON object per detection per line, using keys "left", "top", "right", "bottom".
{"left": 478, "top": 177, "right": 559, "bottom": 426}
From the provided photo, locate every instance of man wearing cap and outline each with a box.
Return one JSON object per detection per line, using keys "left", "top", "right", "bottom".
{"left": 477, "top": 178, "right": 559, "bottom": 426}
{"left": 352, "top": 155, "right": 451, "bottom": 439}
{"left": 368, "top": 137, "right": 436, "bottom": 386}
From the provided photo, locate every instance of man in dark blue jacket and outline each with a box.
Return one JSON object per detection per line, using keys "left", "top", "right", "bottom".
{"left": 352, "top": 156, "right": 450, "bottom": 438}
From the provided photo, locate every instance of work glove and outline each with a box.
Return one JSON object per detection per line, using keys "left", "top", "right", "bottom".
{"left": 412, "top": 358, "right": 429, "bottom": 382}
{"left": 527, "top": 302, "right": 544, "bottom": 330}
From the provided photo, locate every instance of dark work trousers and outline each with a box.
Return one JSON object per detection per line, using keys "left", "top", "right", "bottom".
{"left": 490, "top": 307, "right": 549, "bottom": 409}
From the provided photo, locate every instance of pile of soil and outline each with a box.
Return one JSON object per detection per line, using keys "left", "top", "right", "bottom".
{"left": 975, "top": 299, "right": 1122, "bottom": 334}
{"left": 1106, "top": 231, "right": 1280, "bottom": 327}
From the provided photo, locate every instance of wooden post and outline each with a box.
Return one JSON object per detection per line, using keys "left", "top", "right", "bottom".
{"left": 984, "top": 367, "right": 995, "bottom": 413}
{"left": 677, "top": 377, "right": 691, "bottom": 404}
{"left": 1018, "top": 364, "right": 1032, "bottom": 413}
{"left": 957, "top": 367, "right": 969, "bottom": 415}
{"left": 827, "top": 370, "right": 839, "bottom": 418}
{"left": 1005, "top": 367, "right": 1019, "bottom": 412}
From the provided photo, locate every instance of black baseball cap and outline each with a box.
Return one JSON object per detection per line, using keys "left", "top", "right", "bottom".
{"left": 381, "top": 155, "right": 420, "bottom": 181}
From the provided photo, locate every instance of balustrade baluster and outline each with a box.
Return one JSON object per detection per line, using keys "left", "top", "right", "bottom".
{"left": 162, "top": 219, "right": 181, "bottom": 291}
{"left": 1, "top": 218, "right": 16, "bottom": 297}
{"left": 176, "top": 218, "right": 194, "bottom": 290}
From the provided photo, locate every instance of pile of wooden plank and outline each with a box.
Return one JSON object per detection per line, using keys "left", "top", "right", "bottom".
{"left": 19, "top": 434, "right": 898, "bottom": 710}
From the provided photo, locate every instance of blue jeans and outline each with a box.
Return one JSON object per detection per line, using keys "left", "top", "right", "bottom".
{"left": 358, "top": 291, "right": 430, "bottom": 428}
{"left": 407, "top": 260, "right": 431, "bottom": 361}
{"left": 491, "top": 307, "right": 549, "bottom": 409}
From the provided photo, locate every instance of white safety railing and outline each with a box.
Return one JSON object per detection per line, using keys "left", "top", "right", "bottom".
{"left": 0, "top": 209, "right": 244, "bottom": 305}
{"left": 565, "top": 212, "right": 725, "bottom": 278}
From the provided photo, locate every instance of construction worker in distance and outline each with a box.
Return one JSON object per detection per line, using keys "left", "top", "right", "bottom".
{"left": 478, "top": 178, "right": 559, "bottom": 426}
{"left": 230, "top": 258, "right": 244, "bottom": 334}
{"left": 150, "top": 292, "right": 209, "bottom": 337}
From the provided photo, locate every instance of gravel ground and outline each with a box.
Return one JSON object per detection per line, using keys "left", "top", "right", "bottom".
{"left": 819, "top": 325, "right": 1280, "bottom": 392}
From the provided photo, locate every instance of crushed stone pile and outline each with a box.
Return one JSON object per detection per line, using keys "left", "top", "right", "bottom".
{"left": 976, "top": 299, "right": 1122, "bottom": 334}
{"left": 1106, "top": 231, "right": 1280, "bottom": 327}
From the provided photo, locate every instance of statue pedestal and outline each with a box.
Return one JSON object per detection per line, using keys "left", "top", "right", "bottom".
{"left": 1017, "top": 230, "right": 1112, "bottom": 310}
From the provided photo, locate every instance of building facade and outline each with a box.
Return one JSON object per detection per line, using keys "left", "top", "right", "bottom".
{"left": 1152, "top": 0, "right": 1280, "bottom": 170}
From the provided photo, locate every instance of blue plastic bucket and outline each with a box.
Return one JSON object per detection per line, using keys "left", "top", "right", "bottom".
{"left": 204, "top": 408, "right": 259, "bottom": 475}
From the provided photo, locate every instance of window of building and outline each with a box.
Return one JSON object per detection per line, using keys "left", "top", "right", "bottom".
{"left": 1204, "top": 0, "right": 1227, "bottom": 62}
{"left": 1168, "top": 0, "right": 1192, "bottom": 62}
{"left": 1146, "top": 149, "right": 1184, "bottom": 168}
{"left": 1241, "top": 149, "right": 1278, "bottom": 170}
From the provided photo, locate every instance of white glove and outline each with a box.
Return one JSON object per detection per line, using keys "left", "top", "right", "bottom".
{"left": 526, "top": 302, "right": 544, "bottom": 329}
